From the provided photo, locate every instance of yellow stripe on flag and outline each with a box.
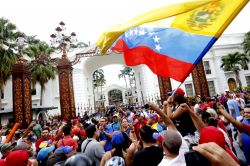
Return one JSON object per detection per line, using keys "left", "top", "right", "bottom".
{"left": 97, "top": 0, "right": 218, "bottom": 54}
{"left": 171, "top": 0, "right": 249, "bottom": 37}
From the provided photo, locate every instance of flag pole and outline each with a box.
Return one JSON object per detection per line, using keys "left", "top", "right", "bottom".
{"left": 171, "top": 82, "right": 183, "bottom": 97}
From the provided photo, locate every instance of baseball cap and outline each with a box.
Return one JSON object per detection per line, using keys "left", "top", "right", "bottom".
{"left": 113, "top": 114, "right": 119, "bottom": 117}
{"left": 55, "top": 146, "right": 73, "bottom": 155}
{"left": 111, "top": 131, "right": 124, "bottom": 145}
{"left": 72, "top": 119, "right": 79, "bottom": 125}
{"left": 168, "top": 88, "right": 185, "bottom": 96}
{"left": 152, "top": 132, "right": 164, "bottom": 144}
{"left": 0, "top": 142, "right": 16, "bottom": 153}
{"left": 37, "top": 145, "right": 55, "bottom": 161}
{"left": 199, "top": 126, "right": 239, "bottom": 163}
{"left": 199, "top": 126, "right": 225, "bottom": 148}
{"left": 4, "top": 150, "right": 30, "bottom": 166}
{"left": 13, "top": 142, "right": 30, "bottom": 151}
{"left": 149, "top": 113, "right": 159, "bottom": 122}
{"left": 72, "top": 127, "right": 80, "bottom": 135}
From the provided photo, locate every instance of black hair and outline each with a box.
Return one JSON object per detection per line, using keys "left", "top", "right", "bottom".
{"left": 201, "top": 112, "right": 211, "bottom": 124}
{"left": 63, "top": 124, "right": 72, "bottom": 136}
{"left": 140, "top": 125, "right": 154, "bottom": 143}
{"left": 174, "top": 94, "right": 187, "bottom": 105}
{"left": 208, "top": 117, "right": 218, "bottom": 127}
{"left": 85, "top": 125, "right": 96, "bottom": 138}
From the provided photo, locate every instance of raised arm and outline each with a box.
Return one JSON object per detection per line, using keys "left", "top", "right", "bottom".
{"left": 217, "top": 103, "right": 243, "bottom": 131}
{"left": 148, "top": 102, "right": 177, "bottom": 130}
{"left": 179, "top": 103, "right": 205, "bottom": 133}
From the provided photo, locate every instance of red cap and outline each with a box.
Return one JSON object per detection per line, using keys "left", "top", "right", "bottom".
{"left": 80, "top": 129, "right": 86, "bottom": 137}
{"left": 175, "top": 88, "right": 185, "bottom": 96}
{"left": 199, "top": 126, "right": 225, "bottom": 148}
{"left": 5, "top": 150, "right": 29, "bottom": 166}
{"left": 72, "top": 127, "right": 80, "bottom": 135}
{"left": 72, "top": 119, "right": 78, "bottom": 125}
{"left": 199, "top": 126, "right": 239, "bottom": 163}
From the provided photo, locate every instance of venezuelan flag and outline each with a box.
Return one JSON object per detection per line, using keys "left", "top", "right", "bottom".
{"left": 98, "top": 0, "right": 249, "bottom": 82}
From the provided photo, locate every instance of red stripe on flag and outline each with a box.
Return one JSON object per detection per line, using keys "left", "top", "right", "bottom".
{"left": 112, "top": 39, "right": 195, "bottom": 82}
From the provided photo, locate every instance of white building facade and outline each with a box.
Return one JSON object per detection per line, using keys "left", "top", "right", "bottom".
{"left": 1, "top": 33, "right": 249, "bottom": 124}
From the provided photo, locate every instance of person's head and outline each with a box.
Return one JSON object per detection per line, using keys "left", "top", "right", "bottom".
{"left": 63, "top": 124, "right": 72, "bottom": 136}
{"left": 140, "top": 125, "right": 154, "bottom": 144}
{"left": 121, "top": 118, "right": 129, "bottom": 128}
{"left": 0, "top": 142, "right": 16, "bottom": 157}
{"left": 148, "top": 114, "right": 158, "bottom": 125}
{"left": 64, "top": 153, "right": 92, "bottom": 166}
{"left": 41, "top": 129, "right": 50, "bottom": 139}
{"left": 13, "top": 141, "right": 33, "bottom": 157}
{"left": 206, "top": 108, "right": 218, "bottom": 119}
{"left": 55, "top": 146, "right": 75, "bottom": 158}
{"left": 99, "top": 117, "right": 107, "bottom": 127}
{"left": 4, "top": 150, "right": 30, "bottom": 166}
{"left": 37, "top": 145, "right": 55, "bottom": 161}
{"left": 113, "top": 115, "right": 119, "bottom": 123}
{"left": 85, "top": 125, "right": 97, "bottom": 139}
{"left": 201, "top": 112, "right": 211, "bottom": 125}
{"left": 244, "top": 106, "right": 250, "bottom": 119}
{"left": 162, "top": 129, "right": 182, "bottom": 155}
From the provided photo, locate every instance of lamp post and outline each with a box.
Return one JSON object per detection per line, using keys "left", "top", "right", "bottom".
{"left": 12, "top": 35, "right": 32, "bottom": 128}
{"left": 50, "top": 21, "right": 77, "bottom": 119}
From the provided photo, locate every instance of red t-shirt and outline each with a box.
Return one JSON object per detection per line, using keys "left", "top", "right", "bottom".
{"left": 35, "top": 136, "right": 54, "bottom": 152}
{"left": 56, "top": 135, "right": 78, "bottom": 151}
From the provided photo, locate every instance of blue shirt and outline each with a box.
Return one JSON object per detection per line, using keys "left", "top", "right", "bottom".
{"left": 227, "top": 99, "right": 240, "bottom": 119}
{"left": 99, "top": 124, "right": 113, "bottom": 151}
{"left": 242, "top": 119, "right": 250, "bottom": 165}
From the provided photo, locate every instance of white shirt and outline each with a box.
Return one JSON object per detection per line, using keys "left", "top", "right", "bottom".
{"left": 158, "top": 132, "right": 188, "bottom": 166}
{"left": 158, "top": 151, "right": 186, "bottom": 166}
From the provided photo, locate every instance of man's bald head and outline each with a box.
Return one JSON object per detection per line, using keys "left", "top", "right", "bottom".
{"left": 163, "top": 129, "right": 182, "bottom": 154}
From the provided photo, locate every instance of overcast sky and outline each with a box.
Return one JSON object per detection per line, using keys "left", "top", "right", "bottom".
{"left": 1, "top": 0, "right": 250, "bottom": 87}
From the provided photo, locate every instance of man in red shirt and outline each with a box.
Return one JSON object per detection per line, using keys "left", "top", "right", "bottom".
{"left": 57, "top": 124, "right": 78, "bottom": 151}
{"left": 35, "top": 127, "right": 54, "bottom": 152}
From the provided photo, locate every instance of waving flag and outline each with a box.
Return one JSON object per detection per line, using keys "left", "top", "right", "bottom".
{"left": 97, "top": 0, "right": 218, "bottom": 54}
{"left": 107, "top": 0, "right": 249, "bottom": 82}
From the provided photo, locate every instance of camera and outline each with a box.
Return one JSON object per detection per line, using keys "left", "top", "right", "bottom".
{"left": 144, "top": 104, "right": 149, "bottom": 109}
{"left": 184, "top": 144, "right": 211, "bottom": 166}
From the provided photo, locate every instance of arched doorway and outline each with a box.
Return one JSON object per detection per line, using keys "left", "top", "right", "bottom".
{"left": 108, "top": 89, "right": 123, "bottom": 106}
{"left": 228, "top": 78, "right": 237, "bottom": 92}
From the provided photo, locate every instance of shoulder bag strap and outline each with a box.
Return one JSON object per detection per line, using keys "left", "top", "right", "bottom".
{"left": 83, "top": 139, "right": 92, "bottom": 152}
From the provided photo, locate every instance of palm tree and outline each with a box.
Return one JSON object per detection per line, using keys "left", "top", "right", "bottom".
{"left": 24, "top": 40, "right": 58, "bottom": 105}
{"left": 93, "top": 69, "right": 106, "bottom": 108}
{"left": 118, "top": 66, "right": 135, "bottom": 95}
{"left": 0, "top": 18, "right": 20, "bottom": 110}
{"left": 93, "top": 69, "right": 105, "bottom": 99}
{"left": 243, "top": 31, "right": 250, "bottom": 56}
{"left": 220, "top": 52, "right": 249, "bottom": 90}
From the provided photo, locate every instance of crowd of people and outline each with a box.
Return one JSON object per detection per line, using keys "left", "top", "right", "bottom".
{"left": 0, "top": 88, "right": 250, "bottom": 166}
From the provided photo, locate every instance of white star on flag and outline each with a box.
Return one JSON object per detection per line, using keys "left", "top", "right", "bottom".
{"left": 139, "top": 29, "right": 146, "bottom": 36}
{"left": 155, "top": 44, "right": 162, "bottom": 52}
{"left": 153, "top": 36, "right": 160, "bottom": 43}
